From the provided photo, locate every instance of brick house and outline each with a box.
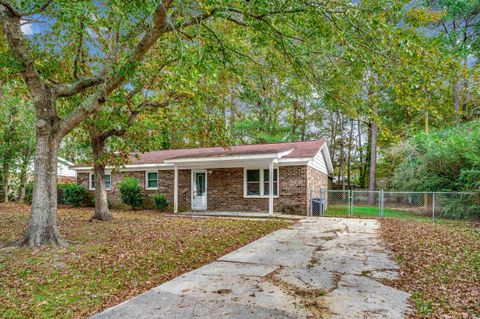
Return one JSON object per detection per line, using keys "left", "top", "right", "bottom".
{"left": 72, "top": 140, "right": 333, "bottom": 216}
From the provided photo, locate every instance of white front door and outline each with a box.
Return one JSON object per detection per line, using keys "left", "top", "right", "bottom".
{"left": 192, "top": 170, "right": 207, "bottom": 210}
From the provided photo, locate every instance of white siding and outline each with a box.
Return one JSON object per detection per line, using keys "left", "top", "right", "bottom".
{"left": 307, "top": 149, "right": 328, "bottom": 174}
{"left": 58, "top": 161, "right": 77, "bottom": 178}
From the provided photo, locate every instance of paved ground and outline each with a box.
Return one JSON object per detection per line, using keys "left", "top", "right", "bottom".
{"left": 92, "top": 218, "right": 410, "bottom": 319}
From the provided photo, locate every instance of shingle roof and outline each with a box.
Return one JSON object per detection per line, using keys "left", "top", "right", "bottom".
{"left": 72, "top": 140, "right": 326, "bottom": 167}
{"left": 127, "top": 140, "right": 325, "bottom": 164}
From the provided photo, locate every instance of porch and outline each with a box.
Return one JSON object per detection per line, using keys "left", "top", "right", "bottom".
{"left": 178, "top": 211, "right": 303, "bottom": 220}
{"left": 168, "top": 153, "right": 286, "bottom": 216}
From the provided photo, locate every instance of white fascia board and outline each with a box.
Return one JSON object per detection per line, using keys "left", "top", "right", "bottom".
{"left": 321, "top": 144, "right": 334, "bottom": 174}
{"left": 58, "top": 157, "right": 75, "bottom": 167}
{"left": 277, "top": 158, "right": 311, "bottom": 166}
{"left": 72, "top": 163, "right": 174, "bottom": 172}
{"left": 73, "top": 149, "right": 301, "bottom": 171}
{"left": 164, "top": 150, "right": 293, "bottom": 164}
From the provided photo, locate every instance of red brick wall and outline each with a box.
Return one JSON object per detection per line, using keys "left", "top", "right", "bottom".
{"left": 205, "top": 166, "right": 308, "bottom": 214}
{"left": 77, "top": 165, "right": 323, "bottom": 215}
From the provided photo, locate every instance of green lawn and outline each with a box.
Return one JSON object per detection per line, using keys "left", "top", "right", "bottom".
{"left": 0, "top": 204, "right": 290, "bottom": 319}
{"left": 324, "top": 205, "right": 433, "bottom": 221}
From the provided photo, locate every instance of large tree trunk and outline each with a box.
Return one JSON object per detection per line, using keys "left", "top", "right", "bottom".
{"left": 22, "top": 131, "right": 66, "bottom": 246}
{"left": 90, "top": 137, "right": 111, "bottom": 221}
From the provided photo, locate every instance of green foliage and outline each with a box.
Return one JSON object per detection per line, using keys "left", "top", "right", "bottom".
{"left": 63, "top": 184, "right": 87, "bottom": 207}
{"left": 152, "top": 194, "right": 169, "bottom": 211}
{"left": 118, "top": 177, "right": 144, "bottom": 209}
{"left": 57, "top": 183, "right": 72, "bottom": 205}
{"left": 439, "top": 194, "right": 480, "bottom": 219}
{"left": 24, "top": 183, "right": 33, "bottom": 204}
{"left": 388, "top": 120, "right": 480, "bottom": 191}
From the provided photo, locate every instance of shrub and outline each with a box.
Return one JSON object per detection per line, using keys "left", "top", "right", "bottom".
{"left": 439, "top": 194, "right": 480, "bottom": 219}
{"left": 388, "top": 120, "right": 480, "bottom": 192}
{"left": 153, "top": 194, "right": 168, "bottom": 211}
{"left": 57, "top": 183, "right": 72, "bottom": 204}
{"left": 64, "top": 184, "right": 87, "bottom": 207}
{"left": 119, "top": 177, "right": 144, "bottom": 209}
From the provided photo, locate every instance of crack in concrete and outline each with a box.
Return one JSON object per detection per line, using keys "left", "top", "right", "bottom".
{"left": 265, "top": 266, "right": 332, "bottom": 319}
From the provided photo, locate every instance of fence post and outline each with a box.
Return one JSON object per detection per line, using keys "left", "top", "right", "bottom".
{"left": 320, "top": 189, "right": 325, "bottom": 216}
{"left": 349, "top": 190, "right": 353, "bottom": 217}
{"left": 309, "top": 189, "right": 312, "bottom": 216}
{"left": 432, "top": 192, "right": 435, "bottom": 222}
{"left": 380, "top": 189, "right": 384, "bottom": 218}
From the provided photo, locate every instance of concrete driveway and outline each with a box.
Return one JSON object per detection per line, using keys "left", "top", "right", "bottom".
{"left": 92, "top": 218, "right": 410, "bottom": 319}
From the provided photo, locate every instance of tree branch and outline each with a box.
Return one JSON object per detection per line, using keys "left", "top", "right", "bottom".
{"left": 23, "top": 0, "right": 53, "bottom": 16}
{"left": 54, "top": 76, "right": 104, "bottom": 97}
{"left": 59, "top": 2, "right": 212, "bottom": 140}
{"left": 0, "top": 1, "right": 22, "bottom": 17}
{"left": 99, "top": 100, "right": 170, "bottom": 139}
{"left": 0, "top": 3, "right": 46, "bottom": 97}
{"left": 56, "top": 86, "right": 106, "bottom": 140}
{"left": 0, "top": 0, "right": 53, "bottom": 17}
{"left": 106, "top": 0, "right": 174, "bottom": 93}
{"left": 107, "top": 2, "right": 215, "bottom": 94}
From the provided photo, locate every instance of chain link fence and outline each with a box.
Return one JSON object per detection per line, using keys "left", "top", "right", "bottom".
{"left": 310, "top": 190, "right": 480, "bottom": 222}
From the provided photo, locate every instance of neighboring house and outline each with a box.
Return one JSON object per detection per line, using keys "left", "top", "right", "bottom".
{"left": 71, "top": 140, "right": 333, "bottom": 215}
{"left": 26, "top": 157, "right": 77, "bottom": 183}
{"left": 57, "top": 157, "right": 77, "bottom": 183}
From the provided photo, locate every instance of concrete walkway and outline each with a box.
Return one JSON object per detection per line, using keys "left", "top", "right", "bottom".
{"left": 92, "top": 218, "right": 410, "bottom": 319}
{"left": 179, "top": 211, "right": 303, "bottom": 220}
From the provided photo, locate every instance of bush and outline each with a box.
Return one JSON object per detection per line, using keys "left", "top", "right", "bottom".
{"left": 119, "top": 177, "right": 144, "bottom": 209}
{"left": 388, "top": 120, "right": 480, "bottom": 192}
{"left": 57, "top": 183, "right": 72, "bottom": 204}
{"left": 64, "top": 184, "right": 87, "bottom": 207}
{"left": 153, "top": 194, "right": 168, "bottom": 211}
{"left": 439, "top": 194, "right": 480, "bottom": 219}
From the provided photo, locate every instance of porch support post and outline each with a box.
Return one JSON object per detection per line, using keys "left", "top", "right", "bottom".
{"left": 174, "top": 165, "right": 178, "bottom": 214}
{"left": 269, "top": 160, "right": 274, "bottom": 216}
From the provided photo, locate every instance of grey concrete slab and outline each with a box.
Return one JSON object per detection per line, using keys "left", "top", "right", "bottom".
{"left": 272, "top": 266, "right": 336, "bottom": 291}
{"left": 91, "top": 217, "right": 410, "bottom": 319}
{"left": 323, "top": 274, "right": 410, "bottom": 319}
{"left": 93, "top": 290, "right": 304, "bottom": 319}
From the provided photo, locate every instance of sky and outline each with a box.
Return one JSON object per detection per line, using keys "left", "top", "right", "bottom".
{"left": 21, "top": 23, "right": 34, "bottom": 35}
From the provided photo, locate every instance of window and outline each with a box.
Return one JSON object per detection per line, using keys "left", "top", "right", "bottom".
{"left": 89, "top": 172, "right": 111, "bottom": 190}
{"left": 89, "top": 173, "right": 95, "bottom": 190}
{"left": 105, "top": 174, "right": 111, "bottom": 190}
{"left": 245, "top": 168, "right": 279, "bottom": 197}
{"left": 263, "top": 169, "right": 278, "bottom": 196}
{"left": 145, "top": 171, "right": 158, "bottom": 190}
{"left": 246, "top": 169, "right": 260, "bottom": 196}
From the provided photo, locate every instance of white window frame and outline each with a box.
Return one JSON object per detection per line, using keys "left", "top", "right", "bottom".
{"left": 145, "top": 170, "right": 159, "bottom": 190}
{"left": 243, "top": 167, "right": 279, "bottom": 198}
{"left": 104, "top": 173, "right": 112, "bottom": 191}
{"left": 89, "top": 172, "right": 111, "bottom": 191}
{"left": 89, "top": 172, "right": 95, "bottom": 191}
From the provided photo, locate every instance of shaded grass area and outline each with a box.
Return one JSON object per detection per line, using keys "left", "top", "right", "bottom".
{"left": 324, "top": 205, "right": 433, "bottom": 221}
{"left": 380, "top": 219, "right": 480, "bottom": 318}
{"left": 0, "top": 204, "right": 291, "bottom": 319}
